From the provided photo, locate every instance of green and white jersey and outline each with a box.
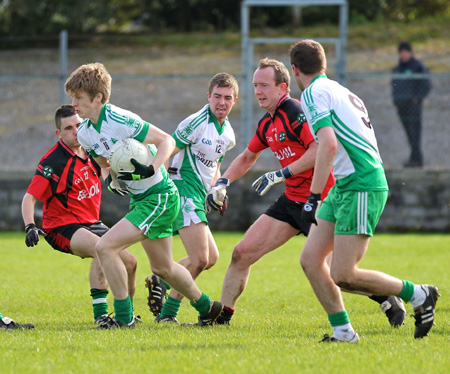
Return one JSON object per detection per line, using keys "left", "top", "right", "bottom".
{"left": 77, "top": 103, "right": 174, "bottom": 197}
{"left": 301, "top": 75, "right": 388, "bottom": 191}
{"left": 171, "top": 104, "right": 235, "bottom": 199}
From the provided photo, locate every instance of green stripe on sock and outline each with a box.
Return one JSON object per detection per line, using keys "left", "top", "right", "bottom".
{"left": 328, "top": 310, "right": 351, "bottom": 327}
{"left": 114, "top": 296, "right": 133, "bottom": 325}
{"left": 398, "top": 280, "right": 415, "bottom": 302}
{"left": 160, "top": 296, "right": 182, "bottom": 318}
{"left": 190, "top": 293, "right": 210, "bottom": 316}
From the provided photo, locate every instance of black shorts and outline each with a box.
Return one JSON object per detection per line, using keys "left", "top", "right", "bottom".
{"left": 265, "top": 194, "right": 311, "bottom": 236}
{"left": 44, "top": 221, "right": 109, "bottom": 255}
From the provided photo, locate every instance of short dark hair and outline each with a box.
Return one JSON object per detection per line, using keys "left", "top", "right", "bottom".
{"left": 208, "top": 72, "right": 239, "bottom": 98}
{"left": 398, "top": 41, "right": 412, "bottom": 52}
{"left": 289, "top": 39, "right": 327, "bottom": 76}
{"left": 55, "top": 105, "right": 77, "bottom": 130}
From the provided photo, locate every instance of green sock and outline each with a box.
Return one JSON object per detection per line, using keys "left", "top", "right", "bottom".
{"left": 90, "top": 288, "right": 109, "bottom": 320}
{"left": 0, "top": 311, "right": 3, "bottom": 319}
{"left": 190, "top": 293, "right": 211, "bottom": 316}
{"left": 328, "top": 310, "right": 351, "bottom": 327}
{"left": 113, "top": 296, "right": 133, "bottom": 325}
{"left": 161, "top": 279, "right": 171, "bottom": 291}
{"left": 160, "top": 296, "right": 182, "bottom": 318}
{"left": 398, "top": 280, "right": 415, "bottom": 302}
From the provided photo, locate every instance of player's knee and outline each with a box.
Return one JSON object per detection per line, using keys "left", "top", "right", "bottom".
{"left": 231, "top": 243, "right": 255, "bottom": 267}
{"left": 330, "top": 269, "right": 354, "bottom": 290}
{"left": 206, "top": 252, "right": 219, "bottom": 270}
{"left": 124, "top": 254, "right": 137, "bottom": 275}
{"left": 193, "top": 256, "right": 209, "bottom": 274}
{"left": 94, "top": 240, "right": 107, "bottom": 259}
{"left": 300, "top": 249, "right": 315, "bottom": 273}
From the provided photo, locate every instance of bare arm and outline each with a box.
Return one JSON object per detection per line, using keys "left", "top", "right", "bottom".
{"left": 165, "top": 145, "right": 181, "bottom": 171}
{"left": 287, "top": 140, "right": 318, "bottom": 176}
{"left": 310, "top": 127, "right": 337, "bottom": 194}
{"left": 21, "top": 192, "right": 38, "bottom": 226}
{"left": 212, "top": 162, "right": 222, "bottom": 186}
{"left": 222, "top": 148, "right": 262, "bottom": 184}
{"left": 143, "top": 124, "right": 176, "bottom": 172}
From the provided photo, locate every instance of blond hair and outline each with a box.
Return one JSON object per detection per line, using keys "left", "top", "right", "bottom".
{"left": 65, "top": 62, "right": 111, "bottom": 103}
{"left": 257, "top": 58, "right": 290, "bottom": 93}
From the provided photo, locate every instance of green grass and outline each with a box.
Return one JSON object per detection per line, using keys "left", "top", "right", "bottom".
{"left": 1, "top": 232, "right": 449, "bottom": 373}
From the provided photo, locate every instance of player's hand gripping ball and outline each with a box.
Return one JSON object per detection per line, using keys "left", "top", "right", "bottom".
{"left": 108, "top": 138, "right": 154, "bottom": 180}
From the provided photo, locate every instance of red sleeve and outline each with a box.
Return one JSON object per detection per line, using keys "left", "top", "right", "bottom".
{"left": 26, "top": 174, "right": 52, "bottom": 203}
{"left": 247, "top": 132, "right": 267, "bottom": 153}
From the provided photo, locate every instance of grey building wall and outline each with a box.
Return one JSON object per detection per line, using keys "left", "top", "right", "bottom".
{"left": 2, "top": 169, "right": 449, "bottom": 233}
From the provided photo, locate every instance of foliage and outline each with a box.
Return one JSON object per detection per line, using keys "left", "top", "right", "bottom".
{"left": 1, "top": 0, "right": 450, "bottom": 37}
{"left": 0, "top": 232, "right": 449, "bottom": 373}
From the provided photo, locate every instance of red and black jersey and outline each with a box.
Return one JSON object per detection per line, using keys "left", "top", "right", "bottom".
{"left": 248, "top": 94, "right": 335, "bottom": 203}
{"left": 26, "top": 140, "right": 102, "bottom": 229}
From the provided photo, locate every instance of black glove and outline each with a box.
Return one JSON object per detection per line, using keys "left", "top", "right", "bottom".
{"left": 105, "top": 173, "right": 129, "bottom": 196}
{"left": 167, "top": 167, "right": 178, "bottom": 175}
{"left": 25, "top": 223, "right": 45, "bottom": 247}
{"left": 301, "top": 193, "right": 321, "bottom": 225}
{"left": 118, "top": 158, "right": 155, "bottom": 181}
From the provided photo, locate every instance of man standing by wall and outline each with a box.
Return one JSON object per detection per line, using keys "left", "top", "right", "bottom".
{"left": 392, "top": 41, "right": 431, "bottom": 167}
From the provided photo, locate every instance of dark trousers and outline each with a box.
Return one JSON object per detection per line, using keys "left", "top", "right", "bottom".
{"left": 394, "top": 99, "right": 423, "bottom": 165}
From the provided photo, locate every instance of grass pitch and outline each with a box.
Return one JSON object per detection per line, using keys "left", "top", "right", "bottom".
{"left": 0, "top": 232, "right": 449, "bottom": 373}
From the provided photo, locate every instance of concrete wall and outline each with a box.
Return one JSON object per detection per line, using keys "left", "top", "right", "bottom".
{"left": 2, "top": 169, "right": 449, "bottom": 233}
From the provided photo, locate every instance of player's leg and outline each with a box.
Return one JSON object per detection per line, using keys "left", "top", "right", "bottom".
{"left": 301, "top": 220, "right": 358, "bottom": 342}
{"left": 218, "top": 214, "right": 298, "bottom": 324}
{"left": 88, "top": 221, "right": 138, "bottom": 301}
{"left": 71, "top": 224, "right": 137, "bottom": 322}
{"left": 118, "top": 249, "right": 137, "bottom": 300}
{"left": 95, "top": 218, "right": 146, "bottom": 327}
{"left": 331, "top": 234, "right": 439, "bottom": 338}
{"left": 330, "top": 190, "right": 438, "bottom": 338}
{"left": 143, "top": 236, "right": 222, "bottom": 325}
{"left": 157, "top": 222, "right": 218, "bottom": 322}
{"left": 45, "top": 225, "right": 109, "bottom": 323}
{"left": 330, "top": 234, "right": 404, "bottom": 295}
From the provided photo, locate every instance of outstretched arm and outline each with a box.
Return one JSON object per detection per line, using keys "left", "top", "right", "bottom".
{"left": 21, "top": 192, "right": 38, "bottom": 227}
{"left": 222, "top": 147, "right": 262, "bottom": 184}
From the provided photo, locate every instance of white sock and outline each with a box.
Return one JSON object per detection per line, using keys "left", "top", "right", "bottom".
{"left": 410, "top": 285, "right": 426, "bottom": 308}
{"left": 333, "top": 323, "right": 355, "bottom": 341}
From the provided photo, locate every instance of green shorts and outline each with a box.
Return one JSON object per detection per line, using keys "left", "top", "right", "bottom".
{"left": 172, "top": 195, "right": 207, "bottom": 233}
{"left": 317, "top": 187, "right": 388, "bottom": 236}
{"left": 126, "top": 190, "right": 180, "bottom": 239}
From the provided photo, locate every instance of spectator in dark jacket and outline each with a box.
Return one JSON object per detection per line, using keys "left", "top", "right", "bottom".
{"left": 392, "top": 41, "right": 431, "bottom": 167}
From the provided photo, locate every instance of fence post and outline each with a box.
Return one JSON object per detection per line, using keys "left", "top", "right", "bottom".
{"left": 59, "top": 30, "right": 68, "bottom": 105}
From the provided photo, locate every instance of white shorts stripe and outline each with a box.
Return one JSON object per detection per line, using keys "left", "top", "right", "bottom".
{"left": 139, "top": 193, "right": 169, "bottom": 235}
{"left": 357, "top": 192, "right": 368, "bottom": 234}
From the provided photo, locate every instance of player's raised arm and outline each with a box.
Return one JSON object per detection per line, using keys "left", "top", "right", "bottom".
{"left": 143, "top": 124, "right": 176, "bottom": 172}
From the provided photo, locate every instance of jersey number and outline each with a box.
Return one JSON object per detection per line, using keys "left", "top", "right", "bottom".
{"left": 348, "top": 94, "right": 372, "bottom": 129}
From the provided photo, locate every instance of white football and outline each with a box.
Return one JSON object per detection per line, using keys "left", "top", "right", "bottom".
{"left": 108, "top": 138, "right": 151, "bottom": 174}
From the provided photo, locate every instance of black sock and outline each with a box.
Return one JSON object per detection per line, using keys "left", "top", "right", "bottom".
{"left": 369, "top": 295, "right": 389, "bottom": 304}
{"left": 216, "top": 306, "right": 234, "bottom": 324}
